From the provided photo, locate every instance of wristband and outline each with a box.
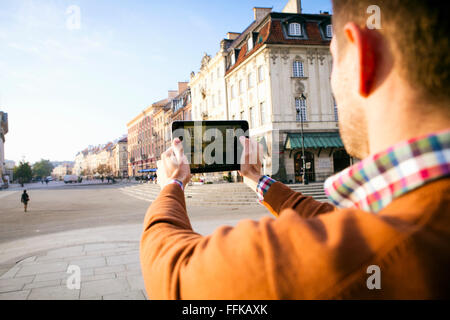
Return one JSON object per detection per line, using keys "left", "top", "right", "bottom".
{"left": 168, "top": 179, "right": 184, "bottom": 191}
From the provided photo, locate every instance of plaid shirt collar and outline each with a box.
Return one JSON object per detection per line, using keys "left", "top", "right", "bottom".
{"left": 324, "top": 129, "right": 450, "bottom": 213}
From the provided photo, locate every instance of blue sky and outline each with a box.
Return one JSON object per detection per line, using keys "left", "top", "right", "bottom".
{"left": 0, "top": 0, "right": 332, "bottom": 164}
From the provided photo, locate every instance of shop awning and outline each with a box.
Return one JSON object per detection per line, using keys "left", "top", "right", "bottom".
{"left": 138, "top": 169, "right": 157, "bottom": 173}
{"left": 284, "top": 132, "right": 344, "bottom": 150}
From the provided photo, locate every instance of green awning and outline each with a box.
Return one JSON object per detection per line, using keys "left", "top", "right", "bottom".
{"left": 284, "top": 132, "right": 344, "bottom": 150}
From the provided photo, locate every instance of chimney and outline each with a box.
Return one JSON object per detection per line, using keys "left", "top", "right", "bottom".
{"left": 178, "top": 82, "right": 188, "bottom": 93}
{"left": 168, "top": 90, "right": 178, "bottom": 99}
{"left": 226, "top": 32, "right": 241, "bottom": 40}
{"left": 282, "top": 0, "right": 302, "bottom": 14}
{"left": 253, "top": 7, "right": 272, "bottom": 21}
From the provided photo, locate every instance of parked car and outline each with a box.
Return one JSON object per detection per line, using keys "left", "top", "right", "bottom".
{"left": 46, "top": 176, "right": 53, "bottom": 182}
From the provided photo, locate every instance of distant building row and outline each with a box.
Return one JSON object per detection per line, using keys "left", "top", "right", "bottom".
{"left": 73, "top": 137, "right": 128, "bottom": 178}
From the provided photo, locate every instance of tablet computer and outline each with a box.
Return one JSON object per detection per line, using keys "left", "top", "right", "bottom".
{"left": 171, "top": 120, "right": 249, "bottom": 173}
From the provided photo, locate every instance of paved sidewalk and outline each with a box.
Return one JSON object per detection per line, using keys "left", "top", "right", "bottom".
{"left": 0, "top": 241, "right": 147, "bottom": 300}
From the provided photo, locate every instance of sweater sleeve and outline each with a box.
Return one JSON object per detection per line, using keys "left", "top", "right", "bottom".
{"left": 140, "top": 183, "right": 278, "bottom": 299}
{"left": 261, "top": 181, "right": 336, "bottom": 218}
{"left": 139, "top": 183, "right": 387, "bottom": 300}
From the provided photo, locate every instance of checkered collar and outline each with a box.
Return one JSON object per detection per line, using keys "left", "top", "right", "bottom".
{"left": 324, "top": 129, "right": 450, "bottom": 213}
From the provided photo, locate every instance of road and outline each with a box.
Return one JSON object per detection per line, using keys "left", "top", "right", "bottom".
{"left": 0, "top": 182, "right": 271, "bottom": 299}
{"left": 0, "top": 182, "right": 269, "bottom": 254}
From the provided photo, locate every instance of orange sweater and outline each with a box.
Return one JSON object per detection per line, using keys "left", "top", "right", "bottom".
{"left": 140, "top": 178, "right": 450, "bottom": 299}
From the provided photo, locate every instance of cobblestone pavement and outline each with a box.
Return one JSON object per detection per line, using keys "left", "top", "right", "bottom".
{"left": 0, "top": 183, "right": 271, "bottom": 300}
{"left": 0, "top": 241, "right": 146, "bottom": 300}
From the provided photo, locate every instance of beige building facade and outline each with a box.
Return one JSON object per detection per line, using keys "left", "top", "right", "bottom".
{"left": 52, "top": 164, "right": 74, "bottom": 180}
{"left": 74, "top": 141, "right": 118, "bottom": 177}
{"left": 190, "top": 2, "right": 351, "bottom": 183}
{"left": 112, "top": 137, "right": 128, "bottom": 177}
{"left": 189, "top": 49, "right": 229, "bottom": 121}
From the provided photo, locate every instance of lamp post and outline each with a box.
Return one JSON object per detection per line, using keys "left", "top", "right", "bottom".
{"left": 300, "top": 93, "right": 308, "bottom": 185}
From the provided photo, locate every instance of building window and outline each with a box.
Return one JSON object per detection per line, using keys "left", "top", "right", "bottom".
{"left": 334, "top": 99, "right": 338, "bottom": 121}
{"left": 295, "top": 97, "right": 307, "bottom": 122}
{"left": 289, "top": 22, "right": 302, "bottom": 36}
{"left": 217, "top": 67, "right": 220, "bottom": 78}
{"left": 293, "top": 60, "right": 304, "bottom": 77}
{"left": 258, "top": 65, "right": 264, "bottom": 82}
{"left": 250, "top": 107, "right": 256, "bottom": 128}
{"left": 240, "top": 111, "right": 245, "bottom": 120}
{"left": 231, "top": 85, "right": 236, "bottom": 99}
{"left": 326, "top": 24, "right": 333, "bottom": 38}
{"left": 260, "top": 102, "right": 266, "bottom": 124}
{"left": 248, "top": 73, "right": 254, "bottom": 89}
{"left": 239, "top": 79, "right": 244, "bottom": 95}
{"left": 231, "top": 52, "right": 236, "bottom": 65}
{"left": 247, "top": 37, "right": 253, "bottom": 51}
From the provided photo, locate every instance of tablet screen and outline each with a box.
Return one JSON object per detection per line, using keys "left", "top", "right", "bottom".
{"left": 171, "top": 120, "right": 249, "bottom": 173}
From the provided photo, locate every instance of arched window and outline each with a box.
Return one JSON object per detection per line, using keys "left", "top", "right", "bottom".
{"left": 239, "top": 79, "right": 244, "bottom": 94}
{"left": 295, "top": 97, "right": 307, "bottom": 122}
{"left": 293, "top": 60, "right": 304, "bottom": 77}
{"left": 289, "top": 23, "right": 302, "bottom": 36}
{"left": 258, "top": 65, "right": 264, "bottom": 82}
{"left": 333, "top": 98, "right": 338, "bottom": 121}
{"left": 248, "top": 72, "right": 255, "bottom": 89}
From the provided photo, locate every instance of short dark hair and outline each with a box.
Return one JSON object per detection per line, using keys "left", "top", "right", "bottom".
{"left": 332, "top": 0, "right": 450, "bottom": 106}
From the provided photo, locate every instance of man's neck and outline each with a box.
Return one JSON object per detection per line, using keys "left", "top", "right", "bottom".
{"left": 368, "top": 112, "right": 449, "bottom": 156}
{"left": 365, "top": 79, "right": 450, "bottom": 155}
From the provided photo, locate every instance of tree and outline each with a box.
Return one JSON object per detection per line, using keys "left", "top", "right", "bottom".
{"left": 13, "top": 162, "right": 33, "bottom": 183}
{"left": 96, "top": 164, "right": 112, "bottom": 176}
{"left": 32, "top": 159, "right": 54, "bottom": 179}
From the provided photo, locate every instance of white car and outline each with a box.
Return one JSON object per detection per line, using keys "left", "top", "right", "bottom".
{"left": 63, "top": 175, "right": 78, "bottom": 183}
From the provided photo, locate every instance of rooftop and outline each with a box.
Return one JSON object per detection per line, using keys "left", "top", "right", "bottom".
{"left": 226, "top": 11, "right": 332, "bottom": 75}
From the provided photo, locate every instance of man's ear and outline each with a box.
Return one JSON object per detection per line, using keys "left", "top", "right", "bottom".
{"left": 343, "top": 22, "right": 377, "bottom": 97}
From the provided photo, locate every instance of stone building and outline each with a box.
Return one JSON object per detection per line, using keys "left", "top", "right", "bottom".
{"left": 112, "top": 137, "right": 128, "bottom": 178}
{"left": 127, "top": 83, "right": 189, "bottom": 177}
{"left": 52, "top": 163, "right": 74, "bottom": 181}
{"left": 127, "top": 105, "right": 157, "bottom": 177}
{"left": 74, "top": 141, "right": 117, "bottom": 178}
{"left": 190, "top": 1, "right": 352, "bottom": 183}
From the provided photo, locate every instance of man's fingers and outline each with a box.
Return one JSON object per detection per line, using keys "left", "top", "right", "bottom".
{"left": 162, "top": 147, "right": 174, "bottom": 160}
{"left": 173, "top": 138, "right": 185, "bottom": 163}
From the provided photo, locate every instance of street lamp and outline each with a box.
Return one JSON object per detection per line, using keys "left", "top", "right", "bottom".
{"left": 300, "top": 93, "right": 308, "bottom": 185}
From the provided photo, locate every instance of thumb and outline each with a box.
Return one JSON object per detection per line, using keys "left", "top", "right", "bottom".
{"left": 173, "top": 138, "right": 184, "bottom": 163}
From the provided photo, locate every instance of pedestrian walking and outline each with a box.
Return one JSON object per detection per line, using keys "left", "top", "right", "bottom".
{"left": 21, "top": 190, "right": 30, "bottom": 212}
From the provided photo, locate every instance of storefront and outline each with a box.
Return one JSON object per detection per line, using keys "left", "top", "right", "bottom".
{"left": 283, "top": 132, "right": 351, "bottom": 183}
